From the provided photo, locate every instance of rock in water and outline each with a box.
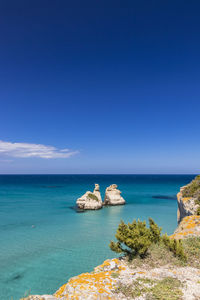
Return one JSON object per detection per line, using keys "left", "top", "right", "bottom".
{"left": 76, "top": 184, "right": 103, "bottom": 210}
{"left": 104, "top": 184, "right": 126, "bottom": 206}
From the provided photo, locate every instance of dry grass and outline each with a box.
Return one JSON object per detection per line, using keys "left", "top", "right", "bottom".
{"left": 115, "top": 277, "right": 183, "bottom": 300}
{"left": 127, "top": 242, "right": 184, "bottom": 269}
{"left": 125, "top": 237, "right": 200, "bottom": 270}
{"left": 182, "top": 237, "right": 200, "bottom": 268}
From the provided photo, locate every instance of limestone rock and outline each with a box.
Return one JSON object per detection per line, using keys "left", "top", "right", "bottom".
{"left": 177, "top": 186, "right": 198, "bottom": 223}
{"left": 76, "top": 184, "right": 103, "bottom": 210}
{"left": 53, "top": 258, "right": 123, "bottom": 299}
{"left": 104, "top": 184, "right": 126, "bottom": 206}
{"left": 21, "top": 296, "right": 57, "bottom": 300}
{"left": 171, "top": 215, "right": 200, "bottom": 239}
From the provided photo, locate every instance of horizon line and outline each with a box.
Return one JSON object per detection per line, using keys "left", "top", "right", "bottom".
{"left": 0, "top": 173, "right": 198, "bottom": 176}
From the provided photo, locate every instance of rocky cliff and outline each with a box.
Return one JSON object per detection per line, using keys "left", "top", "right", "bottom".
{"left": 177, "top": 186, "right": 198, "bottom": 223}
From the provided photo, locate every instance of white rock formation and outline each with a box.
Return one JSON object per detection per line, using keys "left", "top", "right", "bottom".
{"left": 76, "top": 184, "right": 103, "bottom": 210}
{"left": 104, "top": 184, "right": 126, "bottom": 206}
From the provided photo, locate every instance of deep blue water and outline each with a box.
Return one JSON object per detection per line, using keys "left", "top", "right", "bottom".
{"left": 0, "top": 174, "right": 194, "bottom": 300}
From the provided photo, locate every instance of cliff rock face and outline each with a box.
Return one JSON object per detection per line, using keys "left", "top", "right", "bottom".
{"left": 174, "top": 176, "right": 200, "bottom": 238}
{"left": 177, "top": 187, "right": 198, "bottom": 224}
{"left": 104, "top": 184, "right": 126, "bottom": 206}
{"left": 76, "top": 184, "right": 103, "bottom": 210}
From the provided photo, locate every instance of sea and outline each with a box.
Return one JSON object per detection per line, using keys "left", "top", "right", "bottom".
{"left": 0, "top": 174, "right": 195, "bottom": 299}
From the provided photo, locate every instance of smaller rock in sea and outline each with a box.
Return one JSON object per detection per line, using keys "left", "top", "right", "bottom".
{"left": 104, "top": 184, "right": 126, "bottom": 206}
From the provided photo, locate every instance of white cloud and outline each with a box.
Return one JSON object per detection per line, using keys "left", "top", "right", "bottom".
{"left": 0, "top": 140, "right": 78, "bottom": 159}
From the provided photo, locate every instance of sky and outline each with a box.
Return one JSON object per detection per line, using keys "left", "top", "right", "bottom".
{"left": 0, "top": 0, "right": 200, "bottom": 174}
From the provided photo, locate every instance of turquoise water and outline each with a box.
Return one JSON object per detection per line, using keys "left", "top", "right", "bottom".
{"left": 0, "top": 175, "right": 194, "bottom": 300}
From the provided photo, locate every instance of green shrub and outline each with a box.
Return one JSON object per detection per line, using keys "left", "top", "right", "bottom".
{"left": 162, "top": 234, "right": 187, "bottom": 261}
{"left": 149, "top": 217, "right": 162, "bottom": 243}
{"left": 182, "top": 175, "right": 200, "bottom": 198}
{"left": 87, "top": 193, "right": 99, "bottom": 201}
{"left": 110, "top": 218, "right": 186, "bottom": 261}
{"left": 109, "top": 219, "right": 152, "bottom": 258}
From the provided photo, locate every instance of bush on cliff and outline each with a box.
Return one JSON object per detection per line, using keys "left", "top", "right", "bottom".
{"left": 109, "top": 219, "right": 152, "bottom": 258}
{"left": 109, "top": 218, "right": 186, "bottom": 261}
{"left": 182, "top": 175, "right": 200, "bottom": 215}
{"left": 182, "top": 175, "right": 200, "bottom": 198}
{"left": 87, "top": 193, "right": 99, "bottom": 201}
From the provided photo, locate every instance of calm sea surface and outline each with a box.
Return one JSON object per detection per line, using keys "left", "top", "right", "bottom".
{"left": 0, "top": 174, "right": 195, "bottom": 299}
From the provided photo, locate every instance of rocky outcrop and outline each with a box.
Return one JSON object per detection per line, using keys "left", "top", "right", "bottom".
{"left": 104, "top": 184, "right": 126, "bottom": 206}
{"left": 174, "top": 176, "right": 200, "bottom": 239}
{"left": 177, "top": 186, "right": 198, "bottom": 224}
{"left": 172, "top": 215, "right": 200, "bottom": 239}
{"left": 76, "top": 184, "right": 103, "bottom": 210}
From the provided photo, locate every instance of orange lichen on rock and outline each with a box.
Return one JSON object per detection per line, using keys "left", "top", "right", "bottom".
{"left": 54, "top": 258, "right": 124, "bottom": 299}
{"left": 172, "top": 215, "right": 200, "bottom": 239}
{"left": 182, "top": 197, "right": 192, "bottom": 202}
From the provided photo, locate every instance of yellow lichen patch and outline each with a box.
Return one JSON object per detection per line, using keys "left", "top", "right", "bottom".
{"left": 118, "top": 265, "right": 126, "bottom": 271}
{"left": 172, "top": 215, "right": 200, "bottom": 239}
{"left": 54, "top": 283, "right": 67, "bottom": 297}
{"left": 54, "top": 259, "right": 123, "bottom": 299}
{"left": 182, "top": 197, "right": 192, "bottom": 202}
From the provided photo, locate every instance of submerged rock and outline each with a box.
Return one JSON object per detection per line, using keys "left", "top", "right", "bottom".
{"left": 152, "top": 195, "right": 176, "bottom": 200}
{"left": 76, "top": 184, "right": 103, "bottom": 210}
{"left": 104, "top": 184, "right": 126, "bottom": 206}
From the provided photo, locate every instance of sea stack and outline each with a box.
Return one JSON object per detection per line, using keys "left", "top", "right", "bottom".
{"left": 76, "top": 184, "right": 103, "bottom": 210}
{"left": 104, "top": 184, "right": 126, "bottom": 206}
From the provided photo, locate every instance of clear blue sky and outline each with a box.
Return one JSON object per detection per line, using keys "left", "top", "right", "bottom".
{"left": 0, "top": 0, "right": 200, "bottom": 174}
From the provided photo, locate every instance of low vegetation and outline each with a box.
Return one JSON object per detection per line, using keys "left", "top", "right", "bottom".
{"left": 109, "top": 218, "right": 186, "bottom": 261}
{"left": 182, "top": 175, "right": 200, "bottom": 197}
{"left": 87, "top": 193, "right": 99, "bottom": 201}
{"left": 181, "top": 175, "right": 200, "bottom": 215}
{"left": 182, "top": 237, "right": 200, "bottom": 268}
{"left": 115, "top": 277, "right": 183, "bottom": 300}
